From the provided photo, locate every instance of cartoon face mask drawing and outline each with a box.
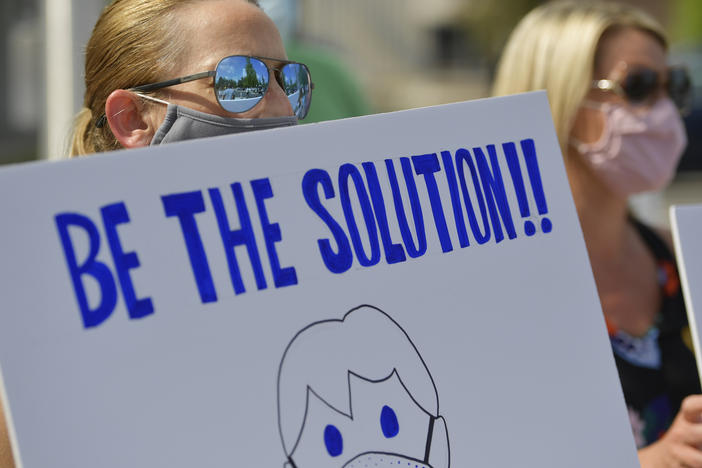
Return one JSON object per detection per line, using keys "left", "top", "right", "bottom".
{"left": 277, "top": 305, "right": 450, "bottom": 468}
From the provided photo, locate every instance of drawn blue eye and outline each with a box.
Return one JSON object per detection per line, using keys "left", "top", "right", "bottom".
{"left": 324, "top": 424, "right": 343, "bottom": 457}
{"left": 380, "top": 405, "right": 399, "bottom": 438}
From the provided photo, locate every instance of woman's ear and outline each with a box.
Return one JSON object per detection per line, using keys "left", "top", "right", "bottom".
{"left": 105, "top": 90, "right": 160, "bottom": 148}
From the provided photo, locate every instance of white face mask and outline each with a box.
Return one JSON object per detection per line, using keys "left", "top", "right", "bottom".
{"left": 570, "top": 97, "right": 687, "bottom": 197}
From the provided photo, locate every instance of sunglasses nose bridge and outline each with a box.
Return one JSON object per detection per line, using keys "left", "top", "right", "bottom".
{"left": 253, "top": 63, "right": 295, "bottom": 117}
{"left": 272, "top": 68, "right": 284, "bottom": 88}
{"left": 260, "top": 81, "right": 296, "bottom": 118}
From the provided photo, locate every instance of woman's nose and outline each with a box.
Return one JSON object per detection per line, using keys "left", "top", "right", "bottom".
{"left": 259, "top": 78, "right": 295, "bottom": 118}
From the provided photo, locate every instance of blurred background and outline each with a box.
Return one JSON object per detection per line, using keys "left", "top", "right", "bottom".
{"left": 0, "top": 0, "right": 700, "bottom": 226}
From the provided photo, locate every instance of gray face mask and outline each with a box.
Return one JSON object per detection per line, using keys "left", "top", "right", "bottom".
{"left": 150, "top": 103, "right": 298, "bottom": 145}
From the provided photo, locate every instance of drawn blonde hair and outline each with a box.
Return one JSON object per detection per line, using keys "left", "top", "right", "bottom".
{"left": 492, "top": 1, "right": 666, "bottom": 153}
{"left": 69, "top": 0, "right": 259, "bottom": 157}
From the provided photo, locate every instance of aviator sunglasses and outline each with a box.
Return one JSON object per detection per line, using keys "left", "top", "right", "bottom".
{"left": 96, "top": 55, "right": 313, "bottom": 127}
{"left": 592, "top": 65, "right": 692, "bottom": 112}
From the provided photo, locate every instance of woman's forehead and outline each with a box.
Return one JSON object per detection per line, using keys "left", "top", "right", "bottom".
{"left": 595, "top": 27, "right": 667, "bottom": 76}
{"left": 176, "top": 0, "right": 286, "bottom": 72}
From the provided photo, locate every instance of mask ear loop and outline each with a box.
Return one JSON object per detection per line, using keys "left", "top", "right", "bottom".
{"left": 95, "top": 93, "right": 170, "bottom": 128}
{"left": 94, "top": 106, "right": 139, "bottom": 129}
{"left": 134, "top": 93, "right": 170, "bottom": 106}
{"left": 568, "top": 100, "right": 612, "bottom": 154}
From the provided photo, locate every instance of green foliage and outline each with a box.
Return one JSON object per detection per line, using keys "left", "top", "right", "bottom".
{"left": 239, "top": 58, "right": 262, "bottom": 88}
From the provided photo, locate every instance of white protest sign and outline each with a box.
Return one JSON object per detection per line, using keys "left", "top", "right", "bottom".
{"left": 671, "top": 204, "right": 702, "bottom": 384}
{"left": 0, "top": 92, "right": 639, "bottom": 467}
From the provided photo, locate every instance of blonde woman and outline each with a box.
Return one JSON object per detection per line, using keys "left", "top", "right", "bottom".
{"left": 0, "top": 0, "right": 313, "bottom": 464}
{"left": 69, "top": 0, "right": 313, "bottom": 157}
{"left": 494, "top": 2, "right": 701, "bottom": 465}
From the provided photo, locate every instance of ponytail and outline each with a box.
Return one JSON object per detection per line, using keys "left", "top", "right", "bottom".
{"left": 69, "top": 107, "right": 94, "bottom": 157}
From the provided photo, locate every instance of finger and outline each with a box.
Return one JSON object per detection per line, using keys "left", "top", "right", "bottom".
{"left": 673, "top": 443, "right": 702, "bottom": 468}
{"left": 681, "top": 423, "right": 702, "bottom": 446}
{"left": 681, "top": 395, "right": 702, "bottom": 422}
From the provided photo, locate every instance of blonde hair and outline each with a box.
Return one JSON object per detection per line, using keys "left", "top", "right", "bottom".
{"left": 492, "top": 1, "right": 666, "bottom": 153}
{"left": 69, "top": 0, "right": 259, "bottom": 157}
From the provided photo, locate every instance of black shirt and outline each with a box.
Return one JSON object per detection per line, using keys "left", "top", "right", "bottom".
{"left": 609, "top": 220, "right": 701, "bottom": 447}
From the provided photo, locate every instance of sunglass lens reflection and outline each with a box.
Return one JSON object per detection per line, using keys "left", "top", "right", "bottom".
{"left": 214, "top": 56, "right": 269, "bottom": 113}
{"left": 281, "top": 63, "right": 311, "bottom": 119}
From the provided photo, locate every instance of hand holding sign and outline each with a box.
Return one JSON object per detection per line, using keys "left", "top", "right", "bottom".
{"left": 638, "top": 395, "right": 702, "bottom": 468}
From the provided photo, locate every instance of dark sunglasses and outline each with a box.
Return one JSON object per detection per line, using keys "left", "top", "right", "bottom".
{"left": 592, "top": 65, "right": 692, "bottom": 112}
{"left": 96, "top": 55, "right": 313, "bottom": 128}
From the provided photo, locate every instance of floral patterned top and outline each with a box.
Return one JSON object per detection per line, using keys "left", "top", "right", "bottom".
{"left": 608, "top": 220, "right": 700, "bottom": 448}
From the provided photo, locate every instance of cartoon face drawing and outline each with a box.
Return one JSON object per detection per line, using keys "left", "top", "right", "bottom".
{"left": 277, "top": 305, "right": 450, "bottom": 468}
